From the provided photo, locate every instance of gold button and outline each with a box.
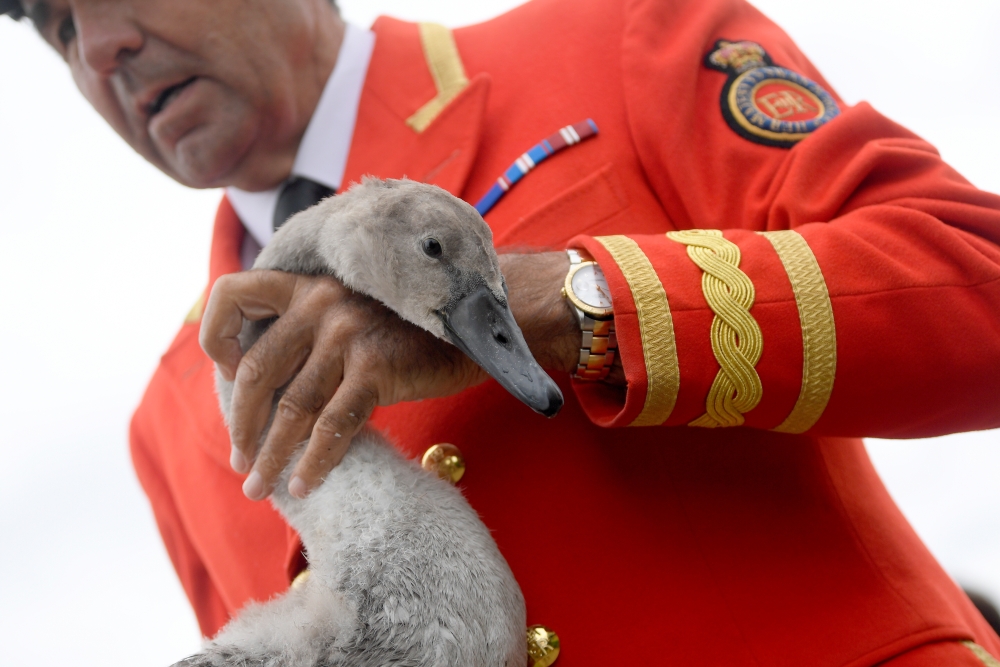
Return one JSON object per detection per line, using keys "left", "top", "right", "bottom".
{"left": 421, "top": 443, "right": 465, "bottom": 484}
{"left": 526, "top": 625, "right": 560, "bottom": 667}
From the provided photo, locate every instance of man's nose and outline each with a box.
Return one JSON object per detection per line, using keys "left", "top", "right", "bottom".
{"left": 75, "top": 3, "right": 143, "bottom": 75}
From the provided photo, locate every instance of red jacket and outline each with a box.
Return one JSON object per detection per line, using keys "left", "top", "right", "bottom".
{"left": 131, "top": 0, "right": 1000, "bottom": 663}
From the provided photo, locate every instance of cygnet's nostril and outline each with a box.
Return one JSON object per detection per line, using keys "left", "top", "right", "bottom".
{"left": 494, "top": 331, "right": 509, "bottom": 346}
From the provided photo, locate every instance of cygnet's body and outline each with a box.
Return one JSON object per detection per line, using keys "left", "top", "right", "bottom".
{"left": 176, "top": 179, "right": 563, "bottom": 667}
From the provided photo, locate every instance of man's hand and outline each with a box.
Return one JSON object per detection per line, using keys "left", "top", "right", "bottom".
{"left": 200, "top": 271, "right": 488, "bottom": 501}
{"left": 199, "top": 251, "right": 612, "bottom": 501}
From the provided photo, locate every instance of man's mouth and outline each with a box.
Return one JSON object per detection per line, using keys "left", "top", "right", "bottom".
{"left": 147, "top": 77, "right": 198, "bottom": 118}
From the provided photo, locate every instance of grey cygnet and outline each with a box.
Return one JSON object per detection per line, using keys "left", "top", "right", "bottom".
{"left": 174, "top": 178, "right": 563, "bottom": 667}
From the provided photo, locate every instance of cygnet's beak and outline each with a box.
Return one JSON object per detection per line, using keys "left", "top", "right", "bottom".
{"left": 438, "top": 284, "right": 564, "bottom": 417}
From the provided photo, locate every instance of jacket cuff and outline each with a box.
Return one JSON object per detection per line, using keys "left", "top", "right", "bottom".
{"left": 569, "top": 230, "right": 821, "bottom": 431}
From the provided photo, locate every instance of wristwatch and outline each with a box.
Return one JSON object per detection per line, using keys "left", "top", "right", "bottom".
{"left": 562, "top": 249, "right": 617, "bottom": 380}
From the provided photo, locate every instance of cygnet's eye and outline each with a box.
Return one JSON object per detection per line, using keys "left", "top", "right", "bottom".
{"left": 422, "top": 238, "right": 443, "bottom": 258}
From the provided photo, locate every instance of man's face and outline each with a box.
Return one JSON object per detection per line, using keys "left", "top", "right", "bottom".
{"left": 24, "top": 0, "right": 341, "bottom": 190}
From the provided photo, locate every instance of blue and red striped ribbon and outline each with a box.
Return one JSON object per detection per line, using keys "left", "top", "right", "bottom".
{"left": 474, "top": 119, "right": 599, "bottom": 216}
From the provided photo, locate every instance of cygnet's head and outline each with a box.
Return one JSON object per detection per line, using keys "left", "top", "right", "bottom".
{"left": 261, "top": 177, "right": 563, "bottom": 417}
{"left": 316, "top": 178, "right": 504, "bottom": 336}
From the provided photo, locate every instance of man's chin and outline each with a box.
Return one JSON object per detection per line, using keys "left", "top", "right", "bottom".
{"left": 156, "top": 126, "right": 256, "bottom": 189}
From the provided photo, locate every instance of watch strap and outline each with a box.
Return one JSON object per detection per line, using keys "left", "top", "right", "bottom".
{"left": 566, "top": 249, "right": 618, "bottom": 380}
{"left": 576, "top": 315, "right": 617, "bottom": 380}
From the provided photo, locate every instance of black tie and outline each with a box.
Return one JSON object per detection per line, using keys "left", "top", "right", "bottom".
{"left": 273, "top": 176, "right": 334, "bottom": 231}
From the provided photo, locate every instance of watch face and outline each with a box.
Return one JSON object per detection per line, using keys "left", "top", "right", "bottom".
{"left": 570, "top": 264, "right": 613, "bottom": 309}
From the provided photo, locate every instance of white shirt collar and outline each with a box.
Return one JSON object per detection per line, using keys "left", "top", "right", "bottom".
{"left": 226, "top": 22, "right": 375, "bottom": 250}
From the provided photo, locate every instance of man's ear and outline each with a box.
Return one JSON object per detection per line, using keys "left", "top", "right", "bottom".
{"left": 0, "top": 0, "right": 25, "bottom": 20}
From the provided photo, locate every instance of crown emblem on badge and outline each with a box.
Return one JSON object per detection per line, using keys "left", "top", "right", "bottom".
{"left": 704, "top": 39, "right": 841, "bottom": 148}
{"left": 707, "top": 41, "right": 770, "bottom": 74}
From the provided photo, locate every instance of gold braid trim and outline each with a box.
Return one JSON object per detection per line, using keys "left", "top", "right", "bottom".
{"left": 594, "top": 235, "right": 680, "bottom": 426}
{"left": 963, "top": 641, "right": 1000, "bottom": 667}
{"left": 406, "top": 23, "right": 470, "bottom": 133}
{"left": 667, "top": 229, "right": 762, "bottom": 428}
{"left": 760, "top": 231, "right": 837, "bottom": 434}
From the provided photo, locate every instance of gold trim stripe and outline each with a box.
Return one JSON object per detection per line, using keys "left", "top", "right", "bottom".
{"left": 963, "top": 641, "right": 1000, "bottom": 667}
{"left": 594, "top": 236, "right": 680, "bottom": 426}
{"left": 406, "top": 23, "right": 470, "bottom": 133}
{"left": 184, "top": 292, "right": 205, "bottom": 325}
{"left": 667, "top": 229, "right": 762, "bottom": 428}
{"left": 760, "top": 230, "right": 837, "bottom": 434}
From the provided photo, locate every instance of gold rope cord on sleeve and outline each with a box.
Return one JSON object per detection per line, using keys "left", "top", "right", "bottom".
{"left": 759, "top": 230, "right": 837, "bottom": 434}
{"left": 594, "top": 235, "right": 681, "bottom": 426}
{"left": 406, "top": 23, "right": 470, "bottom": 133}
{"left": 666, "top": 229, "right": 762, "bottom": 428}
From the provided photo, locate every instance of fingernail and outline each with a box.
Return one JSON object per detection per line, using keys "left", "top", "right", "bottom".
{"left": 243, "top": 471, "right": 264, "bottom": 500}
{"left": 230, "top": 447, "right": 248, "bottom": 473}
{"left": 289, "top": 476, "right": 308, "bottom": 499}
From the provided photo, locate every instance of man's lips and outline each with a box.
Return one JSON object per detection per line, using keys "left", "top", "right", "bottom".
{"left": 145, "top": 76, "right": 198, "bottom": 118}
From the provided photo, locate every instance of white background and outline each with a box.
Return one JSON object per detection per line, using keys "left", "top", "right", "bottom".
{"left": 1, "top": 1, "right": 999, "bottom": 664}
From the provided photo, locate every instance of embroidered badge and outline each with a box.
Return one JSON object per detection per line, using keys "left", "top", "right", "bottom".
{"left": 705, "top": 40, "right": 839, "bottom": 148}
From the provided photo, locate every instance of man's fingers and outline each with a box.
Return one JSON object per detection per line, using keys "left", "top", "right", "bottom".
{"left": 228, "top": 309, "right": 313, "bottom": 467}
{"left": 200, "top": 271, "right": 300, "bottom": 380}
{"left": 244, "top": 347, "right": 346, "bottom": 499}
{"left": 199, "top": 279, "right": 247, "bottom": 381}
{"left": 288, "top": 379, "right": 378, "bottom": 498}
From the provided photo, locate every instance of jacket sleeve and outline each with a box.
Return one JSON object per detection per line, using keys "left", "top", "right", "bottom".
{"left": 568, "top": 0, "right": 1000, "bottom": 438}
